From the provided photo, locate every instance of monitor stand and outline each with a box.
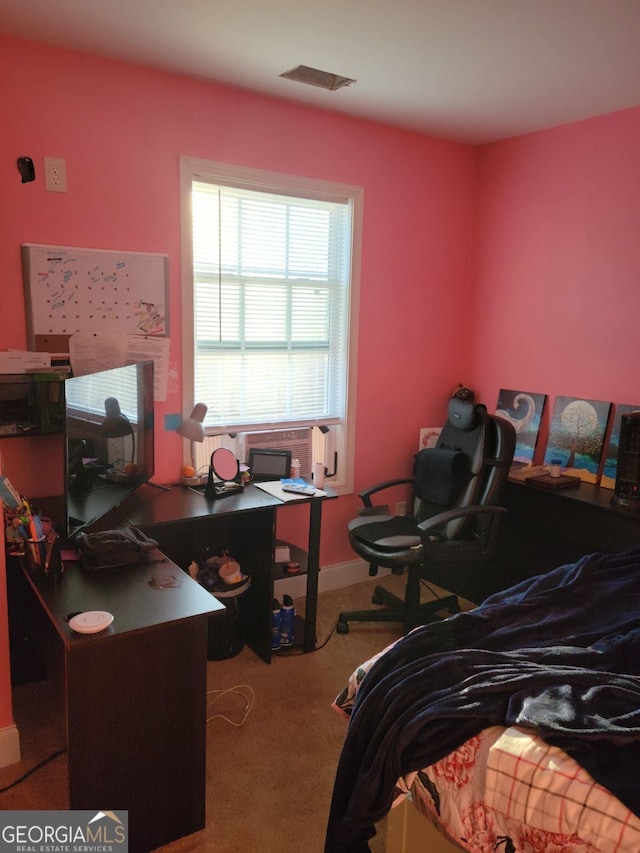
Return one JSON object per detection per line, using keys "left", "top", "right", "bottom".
{"left": 145, "top": 480, "right": 172, "bottom": 492}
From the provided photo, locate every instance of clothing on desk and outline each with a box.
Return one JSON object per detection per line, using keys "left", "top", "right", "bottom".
{"left": 75, "top": 526, "right": 158, "bottom": 570}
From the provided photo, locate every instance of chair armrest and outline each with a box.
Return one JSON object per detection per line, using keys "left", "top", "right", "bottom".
{"left": 358, "top": 477, "right": 415, "bottom": 507}
{"left": 417, "top": 503, "right": 507, "bottom": 531}
{"left": 416, "top": 504, "right": 508, "bottom": 546}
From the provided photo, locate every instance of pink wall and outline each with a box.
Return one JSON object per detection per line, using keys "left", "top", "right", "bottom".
{"left": 2, "top": 33, "right": 638, "bottom": 738}
{"left": 0, "top": 36, "right": 475, "bottom": 731}
{"left": 469, "top": 108, "right": 640, "bottom": 452}
{"left": 0, "top": 36, "right": 475, "bottom": 543}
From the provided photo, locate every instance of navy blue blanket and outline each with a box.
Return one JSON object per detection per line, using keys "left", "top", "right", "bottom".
{"left": 325, "top": 547, "right": 640, "bottom": 853}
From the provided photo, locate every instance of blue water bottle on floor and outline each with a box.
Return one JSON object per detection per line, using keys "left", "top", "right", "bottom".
{"left": 280, "top": 594, "right": 295, "bottom": 646}
{"left": 271, "top": 599, "right": 282, "bottom": 650}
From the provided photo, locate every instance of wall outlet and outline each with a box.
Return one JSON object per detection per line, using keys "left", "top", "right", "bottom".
{"left": 395, "top": 501, "right": 408, "bottom": 516}
{"left": 44, "top": 156, "right": 67, "bottom": 192}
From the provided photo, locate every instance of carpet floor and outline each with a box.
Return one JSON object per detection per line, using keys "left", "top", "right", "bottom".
{"left": 0, "top": 571, "right": 473, "bottom": 852}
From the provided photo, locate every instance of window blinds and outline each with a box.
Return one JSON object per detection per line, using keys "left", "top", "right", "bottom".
{"left": 191, "top": 180, "right": 352, "bottom": 431}
{"left": 66, "top": 369, "right": 139, "bottom": 423}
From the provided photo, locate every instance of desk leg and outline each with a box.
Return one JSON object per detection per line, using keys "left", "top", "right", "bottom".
{"left": 303, "top": 499, "right": 322, "bottom": 652}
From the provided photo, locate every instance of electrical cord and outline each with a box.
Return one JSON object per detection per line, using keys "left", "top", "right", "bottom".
{"left": 419, "top": 578, "right": 443, "bottom": 600}
{"left": 311, "top": 622, "right": 337, "bottom": 651}
{"left": 206, "top": 684, "right": 255, "bottom": 727}
{"left": 298, "top": 580, "right": 452, "bottom": 654}
{"left": 420, "top": 577, "right": 462, "bottom": 613}
{"left": 206, "top": 624, "right": 339, "bottom": 727}
{"left": 272, "top": 621, "right": 338, "bottom": 656}
{"left": 0, "top": 746, "right": 67, "bottom": 794}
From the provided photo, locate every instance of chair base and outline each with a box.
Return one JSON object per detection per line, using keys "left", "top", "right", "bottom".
{"left": 337, "top": 583, "right": 460, "bottom": 635}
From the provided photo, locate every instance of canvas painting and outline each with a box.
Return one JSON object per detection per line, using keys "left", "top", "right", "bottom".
{"left": 418, "top": 427, "right": 441, "bottom": 452}
{"left": 495, "top": 389, "right": 547, "bottom": 465}
{"left": 544, "top": 396, "right": 612, "bottom": 483}
{"left": 600, "top": 403, "right": 640, "bottom": 489}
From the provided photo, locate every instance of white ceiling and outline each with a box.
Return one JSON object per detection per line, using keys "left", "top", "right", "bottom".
{"left": 2, "top": 0, "right": 640, "bottom": 145}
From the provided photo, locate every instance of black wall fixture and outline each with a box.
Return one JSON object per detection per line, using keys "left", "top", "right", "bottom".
{"left": 17, "top": 156, "right": 35, "bottom": 183}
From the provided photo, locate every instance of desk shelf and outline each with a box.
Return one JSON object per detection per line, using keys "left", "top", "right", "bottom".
{"left": 273, "top": 541, "right": 308, "bottom": 581}
{"left": 122, "top": 483, "right": 335, "bottom": 663}
{"left": 0, "top": 372, "right": 66, "bottom": 437}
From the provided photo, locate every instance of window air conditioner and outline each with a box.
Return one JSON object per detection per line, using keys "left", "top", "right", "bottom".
{"left": 243, "top": 428, "right": 313, "bottom": 479}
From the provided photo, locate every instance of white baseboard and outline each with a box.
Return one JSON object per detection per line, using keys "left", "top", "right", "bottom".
{"left": 274, "top": 559, "right": 391, "bottom": 600}
{"left": 0, "top": 723, "right": 21, "bottom": 768}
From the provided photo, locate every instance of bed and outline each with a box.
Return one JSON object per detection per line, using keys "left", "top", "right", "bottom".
{"left": 326, "top": 546, "right": 640, "bottom": 853}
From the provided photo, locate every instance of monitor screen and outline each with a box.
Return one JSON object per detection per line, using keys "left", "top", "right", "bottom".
{"left": 64, "top": 361, "right": 154, "bottom": 539}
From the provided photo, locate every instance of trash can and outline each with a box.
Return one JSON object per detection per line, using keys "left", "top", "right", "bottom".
{"left": 206, "top": 576, "right": 250, "bottom": 660}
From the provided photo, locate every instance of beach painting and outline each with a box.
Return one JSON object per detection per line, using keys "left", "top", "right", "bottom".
{"left": 495, "top": 389, "right": 547, "bottom": 465}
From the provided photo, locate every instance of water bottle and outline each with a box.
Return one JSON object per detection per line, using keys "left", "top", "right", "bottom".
{"left": 280, "top": 594, "right": 295, "bottom": 646}
{"left": 271, "top": 599, "right": 282, "bottom": 650}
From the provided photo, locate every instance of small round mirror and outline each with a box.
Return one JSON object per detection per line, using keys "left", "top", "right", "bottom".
{"left": 211, "top": 447, "right": 239, "bottom": 482}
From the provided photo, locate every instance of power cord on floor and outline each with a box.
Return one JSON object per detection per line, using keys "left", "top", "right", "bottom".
{"left": 312, "top": 622, "right": 338, "bottom": 651}
{"left": 0, "top": 746, "right": 67, "bottom": 793}
{"left": 271, "top": 621, "right": 338, "bottom": 656}
{"left": 206, "top": 623, "right": 338, "bottom": 724}
{"left": 420, "top": 578, "right": 445, "bottom": 600}
{"left": 206, "top": 684, "right": 255, "bottom": 726}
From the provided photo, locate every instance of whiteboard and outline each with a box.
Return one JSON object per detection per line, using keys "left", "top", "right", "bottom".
{"left": 22, "top": 243, "right": 169, "bottom": 348}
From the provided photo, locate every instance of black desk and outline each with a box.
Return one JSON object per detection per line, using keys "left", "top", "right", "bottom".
{"left": 495, "top": 478, "right": 640, "bottom": 585}
{"left": 422, "top": 478, "right": 640, "bottom": 606}
{"left": 18, "top": 551, "right": 223, "bottom": 853}
{"left": 116, "top": 482, "right": 336, "bottom": 663}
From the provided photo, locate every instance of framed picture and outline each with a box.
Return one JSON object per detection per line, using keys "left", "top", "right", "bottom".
{"left": 418, "top": 427, "right": 442, "bottom": 452}
{"left": 495, "top": 389, "right": 547, "bottom": 465}
{"left": 600, "top": 403, "right": 640, "bottom": 489}
{"left": 544, "top": 396, "right": 612, "bottom": 483}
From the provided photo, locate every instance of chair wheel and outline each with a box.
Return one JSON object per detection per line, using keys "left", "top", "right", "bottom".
{"left": 371, "top": 592, "right": 383, "bottom": 605}
{"left": 337, "top": 620, "right": 349, "bottom": 634}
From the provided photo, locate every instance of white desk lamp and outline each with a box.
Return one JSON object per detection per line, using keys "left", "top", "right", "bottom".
{"left": 177, "top": 403, "right": 208, "bottom": 485}
{"left": 177, "top": 403, "right": 207, "bottom": 442}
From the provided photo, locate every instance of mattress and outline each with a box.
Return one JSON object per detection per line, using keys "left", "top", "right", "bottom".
{"left": 334, "top": 646, "right": 640, "bottom": 853}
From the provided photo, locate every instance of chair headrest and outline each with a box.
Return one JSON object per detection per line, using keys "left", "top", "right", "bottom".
{"left": 447, "top": 398, "right": 480, "bottom": 431}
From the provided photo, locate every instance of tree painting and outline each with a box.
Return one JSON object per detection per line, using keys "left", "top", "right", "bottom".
{"left": 544, "top": 396, "right": 612, "bottom": 482}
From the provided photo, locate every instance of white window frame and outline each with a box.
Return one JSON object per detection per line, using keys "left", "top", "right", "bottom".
{"left": 179, "top": 156, "right": 362, "bottom": 494}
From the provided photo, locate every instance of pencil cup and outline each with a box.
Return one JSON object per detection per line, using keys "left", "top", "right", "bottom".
{"left": 26, "top": 537, "right": 46, "bottom": 573}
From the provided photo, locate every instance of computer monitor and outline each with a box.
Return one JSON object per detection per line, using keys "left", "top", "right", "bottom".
{"left": 64, "top": 361, "right": 155, "bottom": 538}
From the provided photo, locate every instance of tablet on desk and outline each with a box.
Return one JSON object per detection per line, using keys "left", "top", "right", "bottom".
{"left": 248, "top": 448, "right": 292, "bottom": 481}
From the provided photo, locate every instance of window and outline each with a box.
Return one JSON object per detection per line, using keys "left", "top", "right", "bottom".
{"left": 180, "top": 158, "right": 362, "bottom": 492}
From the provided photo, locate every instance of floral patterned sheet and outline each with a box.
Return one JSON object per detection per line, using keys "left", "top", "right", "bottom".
{"left": 333, "top": 646, "right": 640, "bottom": 853}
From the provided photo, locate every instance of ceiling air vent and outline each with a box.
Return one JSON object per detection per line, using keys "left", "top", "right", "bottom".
{"left": 280, "top": 65, "right": 356, "bottom": 91}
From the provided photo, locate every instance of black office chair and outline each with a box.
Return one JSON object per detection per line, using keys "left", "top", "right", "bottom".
{"left": 337, "top": 398, "right": 516, "bottom": 634}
